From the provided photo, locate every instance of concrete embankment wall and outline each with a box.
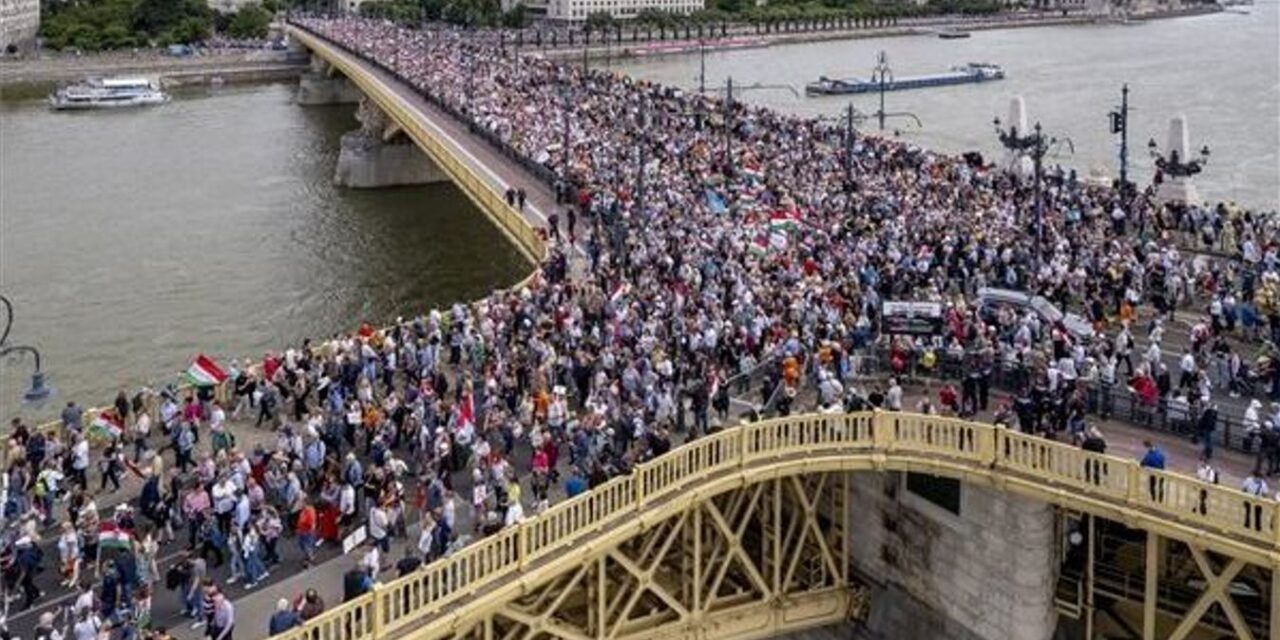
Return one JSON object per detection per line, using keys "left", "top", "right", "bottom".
{"left": 0, "top": 52, "right": 309, "bottom": 95}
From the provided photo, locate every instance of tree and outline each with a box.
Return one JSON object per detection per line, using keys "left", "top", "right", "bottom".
{"left": 585, "top": 10, "right": 614, "bottom": 31}
{"left": 133, "top": 0, "right": 211, "bottom": 41}
{"left": 500, "top": 3, "right": 529, "bottom": 27}
{"left": 633, "top": 8, "right": 676, "bottom": 26}
{"left": 228, "top": 3, "right": 272, "bottom": 38}
{"left": 164, "top": 15, "right": 212, "bottom": 44}
{"left": 99, "top": 23, "right": 136, "bottom": 48}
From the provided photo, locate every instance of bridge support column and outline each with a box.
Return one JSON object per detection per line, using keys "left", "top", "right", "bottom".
{"left": 334, "top": 97, "right": 447, "bottom": 189}
{"left": 296, "top": 57, "right": 361, "bottom": 105}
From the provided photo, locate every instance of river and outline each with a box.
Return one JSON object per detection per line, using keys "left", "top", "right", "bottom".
{"left": 0, "top": 82, "right": 528, "bottom": 417}
{"left": 616, "top": 3, "right": 1280, "bottom": 208}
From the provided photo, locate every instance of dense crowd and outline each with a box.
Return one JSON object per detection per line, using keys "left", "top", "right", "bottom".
{"left": 3, "top": 15, "right": 1278, "bottom": 640}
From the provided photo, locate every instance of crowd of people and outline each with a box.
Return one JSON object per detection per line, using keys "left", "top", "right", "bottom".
{"left": 2, "top": 14, "right": 1278, "bottom": 640}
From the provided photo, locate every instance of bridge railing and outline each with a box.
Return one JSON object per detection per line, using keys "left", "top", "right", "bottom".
{"left": 276, "top": 410, "right": 1280, "bottom": 640}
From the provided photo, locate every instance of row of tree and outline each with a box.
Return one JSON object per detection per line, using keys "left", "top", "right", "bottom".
{"left": 40, "top": 0, "right": 278, "bottom": 52}
{"left": 358, "top": 0, "right": 530, "bottom": 28}
{"left": 356, "top": 0, "right": 1002, "bottom": 30}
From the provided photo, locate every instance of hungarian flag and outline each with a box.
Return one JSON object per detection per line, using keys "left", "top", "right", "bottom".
{"left": 749, "top": 233, "right": 770, "bottom": 257}
{"left": 98, "top": 521, "right": 133, "bottom": 552}
{"left": 182, "top": 354, "right": 228, "bottom": 387}
{"left": 741, "top": 160, "right": 765, "bottom": 182}
{"left": 609, "top": 282, "right": 631, "bottom": 309}
{"left": 768, "top": 209, "right": 801, "bottom": 233}
{"left": 89, "top": 411, "right": 124, "bottom": 441}
{"left": 457, "top": 390, "right": 475, "bottom": 428}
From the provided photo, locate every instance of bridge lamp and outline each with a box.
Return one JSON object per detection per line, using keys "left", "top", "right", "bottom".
{"left": 0, "top": 295, "right": 55, "bottom": 407}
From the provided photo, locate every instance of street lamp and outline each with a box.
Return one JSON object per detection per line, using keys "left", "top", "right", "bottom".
{"left": 704, "top": 77, "right": 800, "bottom": 169}
{"left": 1147, "top": 137, "right": 1210, "bottom": 178}
{"left": 993, "top": 118, "right": 1070, "bottom": 279}
{"left": 0, "top": 295, "right": 53, "bottom": 405}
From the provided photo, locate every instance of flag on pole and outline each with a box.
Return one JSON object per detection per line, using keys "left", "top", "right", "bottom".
{"left": 768, "top": 209, "right": 801, "bottom": 233}
{"left": 89, "top": 410, "right": 124, "bottom": 441}
{"left": 98, "top": 521, "right": 133, "bottom": 552}
{"left": 705, "top": 189, "right": 728, "bottom": 215}
{"left": 182, "top": 354, "right": 228, "bottom": 387}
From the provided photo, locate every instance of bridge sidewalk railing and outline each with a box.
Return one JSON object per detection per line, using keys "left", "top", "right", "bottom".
{"left": 273, "top": 410, "right": 1280, "bottom": 640}
{"left": 857, "top": 345, "right": 1272, "bottom": 456}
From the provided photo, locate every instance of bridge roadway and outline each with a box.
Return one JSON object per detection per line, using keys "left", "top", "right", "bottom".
{"left": 273, "top": 27, "right": 1280, "bottom": 640}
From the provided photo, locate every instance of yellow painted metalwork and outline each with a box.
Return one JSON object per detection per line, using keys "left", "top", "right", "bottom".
{"left": 261, "top": 411, "right": 1280, "bottom": 640}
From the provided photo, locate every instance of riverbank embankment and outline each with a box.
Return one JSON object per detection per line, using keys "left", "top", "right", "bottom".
{"left": 0, "top": 48, "right": 309, "bottom": 95}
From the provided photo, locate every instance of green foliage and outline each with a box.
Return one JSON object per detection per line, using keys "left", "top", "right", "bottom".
{"left": 585, "top": 10, "right": 615, "bottom": 30}
{"left": 441, "top": 0, "right": 501, "bottom": 27}
{"left": 41, "top": 0, "right": 214, "bottom": 50}
{"left": 633, "top": 8, "right": 679, "bottom": 26}
{"left": 359, "top": 0, "right": 426, "bottom": 21}
{"left": 500, "top": 4, "right": 529, "bottom": 28}
{"left": 227, "top": 3, "right": 272, "bottom": 38}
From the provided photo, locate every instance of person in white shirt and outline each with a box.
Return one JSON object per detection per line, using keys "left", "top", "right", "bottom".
{"left": 885, "top": 378, "right": 903, "bottom": 411}
{"left": 71, "top": 437, "right": 90, "bottom": 491}
{"left": 368, "top": 502, "right": 391, "bottom": 565}
{"left": 1243, "top": 472, "right": 1269, "bottom": 496}
{"left": 1179, "top": 349, "right": 1198, "bottom": 389}
{"left": 132, "top": 411, "right": 152, "bottom": 463}
{"left": 1196, "top": 458, "right": 1219, "bottom": 484}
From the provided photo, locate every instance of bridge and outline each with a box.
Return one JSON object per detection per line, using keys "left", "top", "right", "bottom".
{"left": 275, "top": 21, "right": 1280, "bottom": 640}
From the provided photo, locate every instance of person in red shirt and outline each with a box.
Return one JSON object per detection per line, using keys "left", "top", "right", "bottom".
{"left": 262, "top": 352, "right": 280, "bottom": 383}
{"left": 296, "top": 502, "right": 318, "bottom": 567}
{"left": 938, "top": 384, "right": 959, "bottom": 415}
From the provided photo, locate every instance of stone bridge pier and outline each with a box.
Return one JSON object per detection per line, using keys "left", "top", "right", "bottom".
{"left": 332, "top": 97, "right": 447, "bottom": 189}
{"left": 296, "top": 56, "right": 361, "bottom": 106}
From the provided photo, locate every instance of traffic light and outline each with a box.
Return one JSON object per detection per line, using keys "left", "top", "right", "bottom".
{"left": 1109, "top": 111, "right": 1125, "bottom": 134}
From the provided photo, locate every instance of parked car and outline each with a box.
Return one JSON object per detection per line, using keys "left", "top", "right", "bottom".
{"left": 976, "top": 287, "right": 1095, "bottom": 342}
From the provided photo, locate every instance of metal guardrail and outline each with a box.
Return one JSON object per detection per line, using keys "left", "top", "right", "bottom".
{"left": 859, "top": 347, "right": 1270, "bottom": 454}
{"left": 273, "top": 410, "right": 1280, "bottom": 640}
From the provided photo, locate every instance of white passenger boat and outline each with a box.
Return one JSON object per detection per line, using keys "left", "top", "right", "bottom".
{"left": 49, "top": 77, "right": 169, "bottom": 111}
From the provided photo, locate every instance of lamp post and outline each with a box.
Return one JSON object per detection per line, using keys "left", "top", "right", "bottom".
{"left": 1147, "top": 114, "right": 1209, "bottom": 207}
{"left": 1108, "top": 84, "right": 1130, "bottom": 201}
{"left": 704, "top": 77, "right": 800, "bottom": 170}
{"left": 698, "top": 39, "right": 707, "bottom": 94}
{"left": 1147, "top": 136, "right": 1209, "bottom": 179}
{"left": 871, "top": 50, "right": 891, "bottom": 132}
{"left": 993, "top": 119, "right": 1062, "bottom": 278}
{"left": 0, "top": 295, "right": 52, "bottom": 404}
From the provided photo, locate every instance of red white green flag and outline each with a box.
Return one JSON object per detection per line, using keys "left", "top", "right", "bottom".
{"left": 182, "top": 354, "right": 228, "bottom": 387}
{"left": 98, "top": 521, "right": 133, "bottom": 552}
{"left": 89, "top": 410, "right": 124, "bottom": 441}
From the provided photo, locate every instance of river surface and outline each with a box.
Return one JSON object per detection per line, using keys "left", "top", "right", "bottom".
{"left": 0, "top": 82, "right": 528, "bottom": 417}
{"left": 617, "top": 2, "right": 1280, "bottom": 208}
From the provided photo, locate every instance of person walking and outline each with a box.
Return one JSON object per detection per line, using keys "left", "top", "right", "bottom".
{"left": 210, "top": 589, "right": 235, "bottom": 640}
